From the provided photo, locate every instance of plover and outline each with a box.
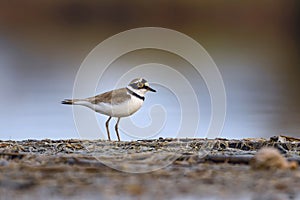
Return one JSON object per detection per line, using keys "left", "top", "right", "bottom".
{"left": 62, "top": 78, "right": 156, "bottom": 141}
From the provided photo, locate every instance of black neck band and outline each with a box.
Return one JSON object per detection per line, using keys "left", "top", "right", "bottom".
{"left": 127, "top": 88, "right": 145, "bottom": 101}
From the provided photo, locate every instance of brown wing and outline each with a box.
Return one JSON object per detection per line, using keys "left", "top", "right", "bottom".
{"left": 85, "top": 88, "right": 131, "bottom": 105}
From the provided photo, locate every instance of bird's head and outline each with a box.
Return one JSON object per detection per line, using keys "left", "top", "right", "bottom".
{"left": 127, "top": 78, "right": 156, "bottom": 95}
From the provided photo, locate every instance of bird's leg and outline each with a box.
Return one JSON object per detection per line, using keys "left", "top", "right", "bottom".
{"left": 105, "top": 117, "right": 112, "bottom": 141}
{"left": 115, "top": 117, "right": 121, "bottom": 141}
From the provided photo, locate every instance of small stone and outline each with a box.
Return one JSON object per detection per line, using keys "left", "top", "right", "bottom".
{"left": 250, "top": 147, "right": 298, "bottom": 170}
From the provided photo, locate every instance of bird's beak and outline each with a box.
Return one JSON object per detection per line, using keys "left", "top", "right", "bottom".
{"left": 146, "top": 86, "right": 156, "bottom": 92}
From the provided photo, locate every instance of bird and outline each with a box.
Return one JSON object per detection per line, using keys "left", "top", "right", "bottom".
{"left": 62, "top": 78, "right": 156, "bottom": 141}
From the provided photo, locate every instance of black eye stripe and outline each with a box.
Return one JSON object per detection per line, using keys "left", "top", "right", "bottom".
{"left": 129, "top": 83, "right": 149, "bottom": 89}
{"left": 130, "top": 83, "right": 139, "bottom": 89}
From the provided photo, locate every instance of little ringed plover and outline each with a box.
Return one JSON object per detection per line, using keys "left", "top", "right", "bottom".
{"left": 62, "top": 78, "right": 156, "bottom": 141}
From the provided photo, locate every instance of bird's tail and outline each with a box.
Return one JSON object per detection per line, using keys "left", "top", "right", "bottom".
{"left": 61, "top": 99, "right": 80, "bottom": 105}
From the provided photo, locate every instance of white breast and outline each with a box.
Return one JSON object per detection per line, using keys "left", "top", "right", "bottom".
{"left": 94, "top": 96, "right": 144, "bottom": 117}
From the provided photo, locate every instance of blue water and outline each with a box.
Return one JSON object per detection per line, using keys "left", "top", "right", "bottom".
{"left": 1, "top": 35, "right": 300, "bottom": 141}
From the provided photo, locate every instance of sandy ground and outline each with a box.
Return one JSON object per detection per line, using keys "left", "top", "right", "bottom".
{"left": 0, "top": 137, "right": 300, "bottom": 200}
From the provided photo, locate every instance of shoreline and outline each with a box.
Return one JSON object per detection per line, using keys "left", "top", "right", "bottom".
{"left": 1, "top": 136, "right": 300, "bottom": 199}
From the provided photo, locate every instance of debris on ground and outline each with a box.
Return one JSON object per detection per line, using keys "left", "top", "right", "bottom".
{"left": 0, "top": 136, "right": 300, "bottom": 199}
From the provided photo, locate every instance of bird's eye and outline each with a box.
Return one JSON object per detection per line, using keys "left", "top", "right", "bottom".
{"left": 137, "top": 82, "right": 144, "bottom": 88}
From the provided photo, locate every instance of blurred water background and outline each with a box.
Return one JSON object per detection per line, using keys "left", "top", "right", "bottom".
{"left": 0, "top": 1, "right": 299, "bottom": 140}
